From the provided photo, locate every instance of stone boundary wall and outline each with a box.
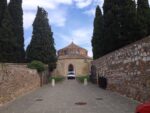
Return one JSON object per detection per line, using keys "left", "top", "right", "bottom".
{"left": 92, "top": 36, "right": 150, "bottom": 102}
{"left": 0, "top": 64, "right": 48, "bottom": 106}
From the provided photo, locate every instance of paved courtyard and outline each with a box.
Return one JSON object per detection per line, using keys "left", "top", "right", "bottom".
{"left": 0, "top": 80, "right": 139, "bottom": 113}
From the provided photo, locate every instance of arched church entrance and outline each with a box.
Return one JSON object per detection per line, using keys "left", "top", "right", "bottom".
{"left": 67, "top": 64, "right": 75, "bottom": 79}
{"left": 68, "top": 64, "right": 74, "bottom": 72}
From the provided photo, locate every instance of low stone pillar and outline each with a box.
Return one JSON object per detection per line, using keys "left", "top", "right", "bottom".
{"left": 52, "top": 79, "right": 55, "bottom": 87}
{"left": 84, "top": 78, "right": 88, "bottom": 86}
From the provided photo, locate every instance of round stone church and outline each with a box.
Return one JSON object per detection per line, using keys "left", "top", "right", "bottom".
{"left": 52, "top": 42, "right": 92, "bottom": 77}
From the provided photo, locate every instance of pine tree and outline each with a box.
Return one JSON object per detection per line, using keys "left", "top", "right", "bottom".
{"left": 92, "top": 6, "right": 104, "bottom": 59}
{"left": 0, "top": 8, "right": 16, "bottom": 62}
{"left": 137, "top": 0, "right": 150, "bottom": 38}
{"left": 8, "top": 0, "right": 25, "bottom": 62}
{"left": 0, "top": 0, "right": 7, "bottom": 26}
{"left": 26, "top": 7, "right": 57, "bottom": 71}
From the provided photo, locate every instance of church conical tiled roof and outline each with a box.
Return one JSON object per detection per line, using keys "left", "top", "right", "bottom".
{"left": 57, "top": 42, "right": 91, "bottom": 59}
{"left": 61, "top": 42, "right": 87, "bottom": 51}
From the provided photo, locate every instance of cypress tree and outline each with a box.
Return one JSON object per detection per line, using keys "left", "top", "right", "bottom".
{"left": 103, "top": 0, "right": 121, "bottom": 54}
{"left": 0, "top": 8, "right": 16, "bottom": 62}
{"left": 26, "top": 7, "right": 57, "bottom": 71}
{"left": 103, "top": 0, "right": 137, "bottom": 55}
{"left": 119, "top": 0, "right": 137, "bottom": 44}
{"left": 8, "top": 0, "right": 25, "bottom": 62}
{"left": 0, "top": 0, "right": 7, "bottom": 26}
{"left": 137, "top": 0, "right": 150, "bottom": 38}
{"left": 92, "top": 6, "right": 104, "bottom": 59}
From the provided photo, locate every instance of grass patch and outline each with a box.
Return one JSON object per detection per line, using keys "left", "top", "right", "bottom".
{"left": 76, "top": 75, "right": 89, "bottom": 83}
{"left": 49, "top": 76, "right": 65, "bottom": 83}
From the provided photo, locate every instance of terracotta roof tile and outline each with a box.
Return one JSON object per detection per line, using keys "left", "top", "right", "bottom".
{"left": 58, "top": 42, "right": 87, "bottom": 52}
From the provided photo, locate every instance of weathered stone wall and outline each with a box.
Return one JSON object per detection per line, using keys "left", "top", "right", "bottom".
{"left": 0, "top": 64, "right": 43, "bottom": 105}
{"left": 92, "top": 36, "right": 150, "bottom": 102}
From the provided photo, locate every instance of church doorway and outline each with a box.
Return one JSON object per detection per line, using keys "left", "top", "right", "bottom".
{"left": 68, "top": 64, "right": 74, "bottom": 72}
{"left": 67, "top": 64, "right": 75, "bottom": 79}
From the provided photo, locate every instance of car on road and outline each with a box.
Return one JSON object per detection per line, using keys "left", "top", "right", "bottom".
{"left": 135, "top": 101, "right": 150, "bottom": 113}
{"left": 67, "top": 71, "right": 75, "bottom": 79}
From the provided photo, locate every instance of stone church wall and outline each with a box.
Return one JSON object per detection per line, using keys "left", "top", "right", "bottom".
{"left": 52, "top": 58, "right": 92, "bottom": 76}
{"left": 0, "top": 64, "right": 48, "bottom": 106}
{"left": 92, "top": 36, "right": 150, "bottom": 102}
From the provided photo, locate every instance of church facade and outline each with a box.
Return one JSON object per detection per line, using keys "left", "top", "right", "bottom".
{"left": 52, "top": 42, "right": 92, "bottom": 77}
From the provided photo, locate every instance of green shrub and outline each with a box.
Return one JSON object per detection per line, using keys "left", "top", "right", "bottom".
{"left": 27, "top": 60, "right": 45, "bottom": 72}
{"left": 49, "top": 76, "right": 65, "bottom": 83}
{"left": 76, "top": 75, "right": 89, "bottom": 83}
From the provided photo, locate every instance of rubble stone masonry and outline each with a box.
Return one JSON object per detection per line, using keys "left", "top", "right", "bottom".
{"left": 92, "top": 36, "right": 150, "bottom": 102}
{"left": 0, "top": 64, "right": 41, "bottom": 105}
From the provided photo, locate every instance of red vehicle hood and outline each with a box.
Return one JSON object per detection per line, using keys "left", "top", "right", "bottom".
{"left": 136, "top": 102, "right": 150, "bottom": 112}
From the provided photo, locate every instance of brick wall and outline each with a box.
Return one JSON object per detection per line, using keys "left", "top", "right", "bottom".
{"left": 0, "top": 64, "right": 48, "bottom": 105}
{"left": 92, "top": 36, "right": 150, "bottom": 102}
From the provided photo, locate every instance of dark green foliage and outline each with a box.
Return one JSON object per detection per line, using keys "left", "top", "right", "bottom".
{"left": 92, "top": 0, "right": 150, "bottom": 59}
{"left": 48, "top": 61, "right": 57, "bottom": 72}
{"left": 92, "top": 6, "right": 104, "bottom": 59}
{"left": 91, "top": 0, "right": 149, "bottom": 58}
{"left": 103, "top": 0, "right": 137, "bottom": 54}
{"left": 27, "top": 60, "right": 45, "bottom": 72}
{"left": 118, "top": 0, "right": 137, "bottom": 43}
{"left": 137, "top": 0, "right": 150, "bottom": 38}
{"left": 0, "top": 0, "right": 7, "bottom": 27}
{"left": 92, "top": 0, "right": 139, "bottom": 58}
{"left": 0, "top": 8, "right": 16, "bottom": 62}
{"left": 26, "top": 7, "right": 57, "bottom": 72}
{"left": 103, "top": 0, "right": 121, "bottom": 54}
{"left": 8, "top": 0, "right": 25, "bottom": 62}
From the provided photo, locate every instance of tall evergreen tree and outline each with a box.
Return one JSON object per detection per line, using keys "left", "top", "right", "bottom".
{"left": 137, "top": 0, "right": 150, "bottom": 38}
{"left": 119, "top": 0, "right": 137, "bottom": 43}
{"left": 92, "top": 6, "right": 104, "bottom": 59}
{"left": 0, "top": 0, "right": 7, "bottom": 27}
{"left": 103, "top": 0, "right": 121, "bottom": 54}
{"left": 26, "top": 7, "right": 57, "bottom": 71}
{"left": 103, "top": 0, "right": 137, "bottom": 55}
{"left": 8, "top": 0, "right": 25, "bottom": 62}
{"left": 0, "top": 8, "right": 16, "bottom": 62}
